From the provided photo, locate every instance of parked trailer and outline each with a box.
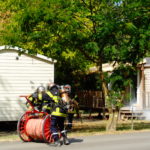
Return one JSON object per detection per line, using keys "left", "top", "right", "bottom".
{"left": 0, "top": 46, "right": 56, "bottom": 122}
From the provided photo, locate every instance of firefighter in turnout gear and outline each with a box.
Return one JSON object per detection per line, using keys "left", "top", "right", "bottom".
{"left": 27, "top": 86, "right": 54, "bottom": 114}
{"left": 63, "top": 85, "right": 79, "bottom": 130}
{"left": 27, "top": 86, "right": 46, "bottom": 111}
{"left": 47, "top": 83, "right": 70, "bottom": 146}
{"left": 67, "top": 98, "right": 79, "bottom": 130}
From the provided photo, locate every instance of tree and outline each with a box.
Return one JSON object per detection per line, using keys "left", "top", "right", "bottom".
{"left": 0, "top": 0, "right": 149, "bottom": 130}
{"left": 106, "top": 65, "right": 137, "bottom": 130}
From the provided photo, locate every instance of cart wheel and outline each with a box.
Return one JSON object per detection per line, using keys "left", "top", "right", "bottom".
{"left": 42, "top": 115, "right": 53, "bottom": 143}
{"left": 17, "top": 113, "right": 32, "bottom": 142}
{"left": 42, "top": 115, "right": 62, "bottom": 143}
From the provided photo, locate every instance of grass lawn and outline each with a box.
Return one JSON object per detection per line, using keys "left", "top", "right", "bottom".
{"left": 69, "top": 119, "right": 150, "bottom": 137}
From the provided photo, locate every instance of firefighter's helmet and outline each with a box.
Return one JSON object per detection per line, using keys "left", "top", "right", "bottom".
{"left": 64, "top": 84, "right": 71, "bottom": 93}
{"left": 47, "top": 82, "right": 60, "bottom": 91}
{"left": 37, "top": 86, "right": 46, "bottom": 93}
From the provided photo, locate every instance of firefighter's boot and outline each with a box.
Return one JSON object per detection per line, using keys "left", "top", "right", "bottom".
{"left": 61, "top": 130, "right": 70, "bottom": 145}
{"left": 63, "top": 136, "right": 70, "bottom": 145}
{"left": 54, "top": 139, "right": 62, "bottom": 147}
{"left": 51, "top": 133, "right": 62, "bottom": 147}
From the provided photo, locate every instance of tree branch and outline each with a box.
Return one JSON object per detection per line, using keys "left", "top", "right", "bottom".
{"left": 89, "top": 0, "right": 97, "bottom": 34}
{"left": 81, "top": 0, "right": 89, "bottom": 8}
{"left": 78, "top": 47, "right": 98, "bottom": 63}
{"left": 72, "top": 14, "right": 93, "bottom": 32}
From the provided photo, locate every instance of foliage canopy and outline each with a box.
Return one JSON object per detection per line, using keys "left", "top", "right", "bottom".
{"left": 0, "top": 0, "right": 149, "bottom": 92}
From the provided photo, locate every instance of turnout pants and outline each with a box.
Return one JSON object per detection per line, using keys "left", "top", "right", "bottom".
{"left": 66, "top": 113, "right": 74, "bottom": 130}
{"left": 51, "top": 115, "right": 66, "bottom": 141}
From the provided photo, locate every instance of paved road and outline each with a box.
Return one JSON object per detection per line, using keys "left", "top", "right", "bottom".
{"left": 0, "top": 132, "right": 150, "bottom": 150}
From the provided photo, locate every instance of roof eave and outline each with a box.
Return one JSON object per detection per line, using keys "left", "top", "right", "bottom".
{"left": 0, "top": 45, "right": 57, "bottom": 63}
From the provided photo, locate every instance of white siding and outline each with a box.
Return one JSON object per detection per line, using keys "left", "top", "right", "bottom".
{"left": 136, "top": 70, "right": 143, "bottom": 109}
{"left": 143, "top": 68, "right": 150, "bottom": 108}
{"left": 0, "top": 49, "right": 55, "bottom": 121}
{"left": 144, "top": 69, "right": 150, "bottom": 92}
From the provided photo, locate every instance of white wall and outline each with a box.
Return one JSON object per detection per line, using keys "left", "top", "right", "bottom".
{"left": 137, "top": 67, "right": 150, "bottom": 110}
{"left": 0, "top": 49, "right": 54, "bottom": 121}
{"left": 136, "top": 70, "right": 143, "bottom": 109}
{"left": 144, "top": 68, "right": 150, "bottom": 109}
{"left": 144, "top": 68, "right": 150, "bottom": 92}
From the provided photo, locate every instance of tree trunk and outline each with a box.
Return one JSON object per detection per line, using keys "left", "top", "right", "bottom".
{"left": 106, "top": 108, "right": 119, "bottom": 131}
{"left": 98, "top": 61, "right": 109, "bottom": 120}
{"left": 98, "top": 60, "right": 119, "bottom": 131}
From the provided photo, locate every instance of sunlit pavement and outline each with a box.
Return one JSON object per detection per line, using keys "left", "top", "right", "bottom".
{"left": 0, "top": 131, "right": 150, "bottom": 150}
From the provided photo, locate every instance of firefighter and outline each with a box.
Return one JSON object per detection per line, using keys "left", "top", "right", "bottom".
{"left": 27, "top": 86, "right": 46, "bottom": 111}
{"left": 47, "top": 83, "right": 70, "bottom": 146}
{"left": 28, "top": 85, "right": 55, "bottom": 114}
{"left": 67, "top": 98, "right": 79, "bottom": 130}
{"left": 64, "top": 85, "right": 79, "bottom": 130}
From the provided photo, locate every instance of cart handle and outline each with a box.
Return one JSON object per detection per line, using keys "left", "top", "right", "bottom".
{"left": 20, "top": 95, "right": 35, "bottom": 111}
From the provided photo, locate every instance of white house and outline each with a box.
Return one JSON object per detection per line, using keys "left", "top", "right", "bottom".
{"left": 0, "top": 46, "right": 56, "bottom": 121}
{"left": 136, "top": 58, "right": 150, "bottom": 111}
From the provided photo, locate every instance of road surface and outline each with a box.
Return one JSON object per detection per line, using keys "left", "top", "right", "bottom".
{"left": 0, "top": 131, "right": 150, "bottom": 150}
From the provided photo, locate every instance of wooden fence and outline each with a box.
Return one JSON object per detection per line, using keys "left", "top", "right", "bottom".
{"left": 77, "top": 90, "right": 105, "bottom": 109}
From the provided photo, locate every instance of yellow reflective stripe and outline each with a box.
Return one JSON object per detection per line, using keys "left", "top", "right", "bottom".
{"left": 51, "top": 112, "right": 67, "bottom": 117}
{"left": 38, "top": 93, "right": 42, "bottom": 100}
{"left": 56, "top": 107, "right": 59, "bottom": 112}
{"left": 46, "top": 91, "right": 53, "bottom": 97}
{"left": 46, "top": 91, "right": 60, "bottom": 103}
{"left": 42, "top": 105, "right": 52, "bottom": 110}
{"left": 28, "top": 97, "right": 33, "bottom": 101}
{"left": 51, "top": 107, "right": 67, "bottom": 117}
{"left": 53, "top": 97, "right": 59, "bottom": 103}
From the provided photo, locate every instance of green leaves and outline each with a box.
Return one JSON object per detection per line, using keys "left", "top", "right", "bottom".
{"left": 0, "top": 0, "right": 149, "bottom": 101}
{"left": 109, "top": 65, "right": 137, "bottom": 91}
{"left": 85, "top": 42, "right": 99, "bottom": 53}
{"left": 125, "top": 22, "right": 137, "bottom": 33}
{"left": 106, "top": 90, "right": 124, "bottom": 109}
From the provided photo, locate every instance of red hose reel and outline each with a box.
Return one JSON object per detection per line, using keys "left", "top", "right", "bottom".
{"left": 17, "top": 96, "right": 56, "bottom": 143}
